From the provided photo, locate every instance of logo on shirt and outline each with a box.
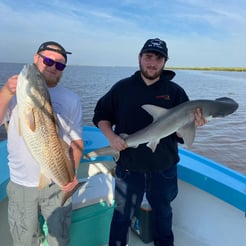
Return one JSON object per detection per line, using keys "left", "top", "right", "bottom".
{"left": 156, "top": 95, "right": 170, "bottom": 100}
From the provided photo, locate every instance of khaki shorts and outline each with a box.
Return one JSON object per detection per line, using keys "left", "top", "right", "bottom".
{"left": 7, "top": 181, "right": 72, "bottom": 246}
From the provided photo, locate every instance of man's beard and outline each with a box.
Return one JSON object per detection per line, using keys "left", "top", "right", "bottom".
{"left": 44, "top": 74, "right": 61, "bottom": 87}
{"left": 140, "top": 63, "right": 164, "bottom": 80}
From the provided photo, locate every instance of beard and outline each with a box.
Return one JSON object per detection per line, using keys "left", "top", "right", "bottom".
{"left": 43, "top": 73, "right": 62, "bottom": 87}
{"left": 139, "top": 63, "right": 164, "bottom": 81}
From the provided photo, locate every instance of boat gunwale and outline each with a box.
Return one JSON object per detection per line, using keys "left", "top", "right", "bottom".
{"left": 177, "top": 147, "right": 246, "bottom": 212}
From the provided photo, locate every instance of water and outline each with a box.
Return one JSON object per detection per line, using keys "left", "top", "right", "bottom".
{"left": 0, "top": 63, "right": 245, "bottom": 175}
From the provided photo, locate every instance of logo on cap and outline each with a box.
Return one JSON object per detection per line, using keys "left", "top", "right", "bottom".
{"left": 147, "top": 39, "right": 165, "bottom": 49}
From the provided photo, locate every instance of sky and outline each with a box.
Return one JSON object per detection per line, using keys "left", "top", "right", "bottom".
{"left": 0, "top": 0, "right": 245, "bottom": 67}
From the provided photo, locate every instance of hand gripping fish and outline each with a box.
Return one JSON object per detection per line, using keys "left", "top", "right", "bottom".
{"left": 85, "top": 97, "right": 239, "bottom": 161}
{"left": 16, "top": 63, "right": 83, "bottom": 206}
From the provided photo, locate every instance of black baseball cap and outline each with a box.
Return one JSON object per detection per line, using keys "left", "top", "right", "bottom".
{"left": 37, "top": 41, "right": 72, "bottom": 63}
{"left": 140, "top": 38, "right": 168, "bottom": 58}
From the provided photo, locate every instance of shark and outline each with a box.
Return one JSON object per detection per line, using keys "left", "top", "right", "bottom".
{"left": 85, "top": 97, "right": 238, "bottom": 161}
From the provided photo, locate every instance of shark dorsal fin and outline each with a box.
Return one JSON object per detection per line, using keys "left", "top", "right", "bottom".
{"left": 142, "top": 104, "right": 168, "bottom": 122}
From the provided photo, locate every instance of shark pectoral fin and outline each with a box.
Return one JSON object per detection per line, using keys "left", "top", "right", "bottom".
{"left": 38, "top": 173, "right": 52, "bottom": 190}
{"left": 177, "top": 123, "right": 196, "bottom": 147}
{"left": 147, "top": 141, "right": 159, "bottom": 152}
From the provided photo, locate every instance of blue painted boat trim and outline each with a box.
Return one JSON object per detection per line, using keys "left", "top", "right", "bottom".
{"left": 177, "top": 147, "right": 246, "bottom": 212}
{"left": 0, "top": 125, "right": 245, "bottom": 212}
{"left": 0, "top": 140, "right": 9, "bottom": 202}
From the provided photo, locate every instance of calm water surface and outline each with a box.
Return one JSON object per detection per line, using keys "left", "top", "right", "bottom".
{"left": 0, "top": 63, "right": 245, "bottom": 175}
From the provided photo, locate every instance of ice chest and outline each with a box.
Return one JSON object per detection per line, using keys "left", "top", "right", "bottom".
{"left": 69, "top": 201, "right": 114, "bottom": 246}
{"left": 69, "top": 173, "right": 115, "bottom": 246}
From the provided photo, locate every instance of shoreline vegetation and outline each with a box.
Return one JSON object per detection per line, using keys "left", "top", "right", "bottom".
{"left": 0, "top": 62, "right": 245, "bottom": 72}
{"left": 167, "top": 67, "right": 246, "bottom": 72}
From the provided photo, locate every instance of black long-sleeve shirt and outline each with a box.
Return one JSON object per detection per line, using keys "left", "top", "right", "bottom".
{"left": 93, "top": 70, "right": 189, "bottom": 171}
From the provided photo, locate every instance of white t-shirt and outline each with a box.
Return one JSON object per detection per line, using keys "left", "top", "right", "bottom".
{"left": 4, "top": 85, "right": 82, "bottom": 187}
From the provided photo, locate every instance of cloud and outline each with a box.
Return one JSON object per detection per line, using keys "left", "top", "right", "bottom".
{"left": 0, "top": 0, "right": 245, "bottom": 67}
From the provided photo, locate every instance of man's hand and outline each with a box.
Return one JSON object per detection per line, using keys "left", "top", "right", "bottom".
{"left": 194, "top": 108, "right": 207, "bottom": 127}
{"left": 2, "top": 75, "right": 18, "bottom": 96}
{"left": 62, "top": 175, "right": 79, "bottom": 192}
{"left": 98, "top": 120, "right": 128, "bottom": 151}
{"left": 0, "top": 75, "right": 19, "bottom": 124}
{"left": 109, "top": 134, "right": 128, "bottom": 152}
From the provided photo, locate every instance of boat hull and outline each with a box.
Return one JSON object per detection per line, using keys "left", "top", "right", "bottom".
{"left": 0, "top": 126, "right": 245, "bottom": 246}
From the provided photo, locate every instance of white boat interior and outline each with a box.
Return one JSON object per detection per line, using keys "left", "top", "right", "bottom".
{"left": 0, "top": 126, "right": 246, "bottom": 246}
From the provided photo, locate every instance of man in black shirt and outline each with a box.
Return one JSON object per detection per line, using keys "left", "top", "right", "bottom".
{"left": 93, "top": 38, "right": 206, "bottom": 246}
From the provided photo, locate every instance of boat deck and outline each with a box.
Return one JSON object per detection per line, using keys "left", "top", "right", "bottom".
{"left": 101, "top": 224, "right": 209, "bottom": 246}
{"left": 129, "top": 227, "right": 209, "bottom": 246}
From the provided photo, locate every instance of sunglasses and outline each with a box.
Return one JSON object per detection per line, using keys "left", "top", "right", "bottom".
{"left": 38, "top": 54, "right": 66, "bottom": 71}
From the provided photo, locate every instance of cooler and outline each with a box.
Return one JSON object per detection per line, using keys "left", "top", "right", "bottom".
{"left": 41, "top": 173, "right": 115, "bottom": 246}
{"left": 69, "top": 173, "right": 115, "bottom": 246}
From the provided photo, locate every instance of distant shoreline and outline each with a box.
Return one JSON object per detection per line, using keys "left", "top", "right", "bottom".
{"left": 167, "top": 67, "right": 246, "bottom": 72}
{"left": 0, "top": 62, "right": 245, "bottom": 72}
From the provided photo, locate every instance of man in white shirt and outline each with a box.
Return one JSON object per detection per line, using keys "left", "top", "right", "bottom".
{"left": 0, "top": 41, "right": 83, "bottom": 246}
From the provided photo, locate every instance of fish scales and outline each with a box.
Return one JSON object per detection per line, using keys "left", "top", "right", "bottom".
{"left": 29, "top": 108, "right": 73, "bottom": 186}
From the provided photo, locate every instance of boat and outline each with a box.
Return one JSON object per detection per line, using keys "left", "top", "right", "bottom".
{"left": 0, "top": 125, "right": 245, "bottom": 246}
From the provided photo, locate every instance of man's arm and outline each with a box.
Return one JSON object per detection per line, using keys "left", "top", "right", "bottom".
{"left": 98, "top": 120, "right": 127, "bottom": 151}
{"left": 70, "top": 139, "right": 84, "bottom": 172}
{"left": 62, "top": 139, "right": 83, "bottom": 192}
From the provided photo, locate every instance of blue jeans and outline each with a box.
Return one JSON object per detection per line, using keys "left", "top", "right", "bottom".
{"left": 109, "top": 165, "right": 178, "bottom": 246}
